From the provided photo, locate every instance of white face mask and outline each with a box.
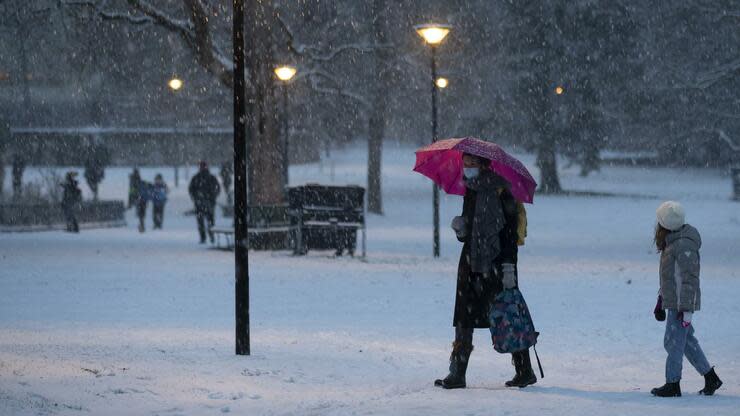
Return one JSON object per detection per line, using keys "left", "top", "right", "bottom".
{"left": 463, "top": 167, "right": 479, "bottom": 179}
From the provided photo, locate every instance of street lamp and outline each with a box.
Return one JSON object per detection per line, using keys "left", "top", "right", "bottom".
{"left": 274, "top": 65, "right": 297, "bottom": 192}
{"left": 168, "top": 77, "right": 184, "bottom": 186}
{"left": 274, "top": 66, "right": 297, "bottom": 82}
{"left": 415, "top": 24, "right": 451, "bottom": 46}
{"left": 168, "top": 77, "right": 183, "bottom": 91}
{"left": 415, "top": 23, "right": 451, "bottom": 258}
{"left": 554, "top": 85, "right": 565, "bottom": 95}
{"left": 436, "top": 77, "right": 449, "bottom": 89}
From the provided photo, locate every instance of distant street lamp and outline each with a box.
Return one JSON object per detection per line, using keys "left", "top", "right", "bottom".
{"left": 554, "top": 85, "right": 565, "bottom": 95}
{"left": 274, "top": 65, "right": 297, "bottom": 192}
{"left": 415, "top": 24, "right": 451, "bottom": 46}
{"left": 415, "top": 23, "right": 451, "bottom": 258}
{"left": 168, "top": 77, "right": 184, "bottom": 186}
{"left": 274, "top": 66, "right": 297, "bottom": 82}
{"left": 168, "top": 77, "right": 183, "bottom": 91}
{"left": 436, "top": 77, "right": 449, "bottom": 89}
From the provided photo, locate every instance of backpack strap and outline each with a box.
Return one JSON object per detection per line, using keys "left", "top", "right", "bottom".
{"left": 533, "top": 345, "right": 544, "bottom": 378}
{"left": 516, "top": 202, "right": 527, "bottom": 246}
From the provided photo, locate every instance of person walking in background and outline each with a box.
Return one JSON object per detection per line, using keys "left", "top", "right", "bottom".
{"left": 435, "top": 153, "right": 536, "bottom": 389}
{"left": 188, "top": 161, "right": 220, "bottom": 244}
{"left": 220, "top": 160, "right": 233, "bottom": 206}
{"left": 128, "top": 168, "right": 142, "bottom": 209}
{"left": 60, "top": 171, "right": 82, "bottom": 233}
{"left": 136, "top": 179, "right": 151, "bottom": 233}
{"left": 0, "top": 157, "right": 6, "bottom": 198}
{"left": 151, "top": 174, "right": 168, "bottom": 229}
{"left": 651, "top": 201, "right": 722, "bottom": 397}
{"left": 12, "top": 154, "right": 25, "bottom": 198}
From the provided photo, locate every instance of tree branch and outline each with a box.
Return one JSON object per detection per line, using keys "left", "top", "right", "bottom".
{"left": 304, "top": 69, "right": 370, "bottom": 109}
{"left": 125, "top": 0, "right": 194, "bottom": 33}
{"left": 60, "top": 0, "right": 152, "bottom": 25}
{"left": 693, "top": 57, "right": 740, "bottom": 89}
{"left": 275, "top": 14, "right": 391, "bottom": 62}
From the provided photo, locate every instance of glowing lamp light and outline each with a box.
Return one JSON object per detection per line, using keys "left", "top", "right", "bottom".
{"left": 554, "top": 85, "right": 565, "bottom": 95}
{"left": 274, "top": 66, "right": 297, "bottom": 82}
{"left": 168, "top": 78, "right": 183, "bottom": 91}
{"left": 415, "top": 24, "right": 451, "bottom": 46}
{"left": 436, "top": 77, "right": 449, "bottom": 89}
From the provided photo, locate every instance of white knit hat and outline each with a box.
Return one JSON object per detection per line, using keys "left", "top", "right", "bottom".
{"left": 656, "top": 201, "right": 685, "bottom": 231}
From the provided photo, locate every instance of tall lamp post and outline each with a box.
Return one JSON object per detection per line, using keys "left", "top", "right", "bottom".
{"left": 274, "top": 65, "right": 297, "bottom": 192}
{"left": 233, "top": 0, "right": 250, "bottom": 356}
{"left": 168, "top": 77, "right": 183, "bottom": 187}
{"left": 415, "top": 23, "right": 450, "bottom": 258}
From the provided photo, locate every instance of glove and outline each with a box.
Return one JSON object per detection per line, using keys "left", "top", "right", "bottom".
{"left": 502, "top": 263, "right": 517, "bottom": 289}
{"left": 653, "top": 296, "right": 666, "bottom": 321}
{"left": 678, "top": 311, "right": 692, "bottom": 328}
{"left": 451, "top": 216, "right": 467, "bottom": 240}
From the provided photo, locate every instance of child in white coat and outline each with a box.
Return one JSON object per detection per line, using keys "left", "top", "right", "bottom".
{"left": 651, "top": 201, "right": 722, "bottom": 397}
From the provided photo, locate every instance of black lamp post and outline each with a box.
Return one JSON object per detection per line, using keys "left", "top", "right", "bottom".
{"left": 168, "top": 77, "right": 183, "bottom": 187}
{"left": 274, "top": 65, "right": 297, "bottom": 193}
{"left": 233, "top": 0, "right": 250, "bottom": 356}
{"left": 415, "top": 24, "right": 451, "bottom": 258}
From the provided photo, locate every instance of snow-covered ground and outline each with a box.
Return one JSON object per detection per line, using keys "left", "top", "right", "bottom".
{"left": 1, "top": 143, "right": 739, "bottom": 416}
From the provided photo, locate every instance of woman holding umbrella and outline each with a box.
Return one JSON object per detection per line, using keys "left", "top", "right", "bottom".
{"left": 414, "top": 138, "right": 538, "bottom": 390}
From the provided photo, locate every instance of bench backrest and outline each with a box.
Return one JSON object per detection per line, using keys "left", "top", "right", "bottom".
{"left": 288, "top": 185, "right": 365, "bottom": 224}
{"left": 247, "top": 205, "right": 290, "bottom": 228}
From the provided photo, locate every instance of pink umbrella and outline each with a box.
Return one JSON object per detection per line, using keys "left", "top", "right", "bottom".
{"left": 413, "top": 137, "right": 537, "bottom": 203}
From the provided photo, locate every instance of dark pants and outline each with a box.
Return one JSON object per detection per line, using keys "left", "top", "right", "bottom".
{"left": 137, "top": 199, "right": 147, "bottom": 232}
{"left": 454, "top": 326, "right": 529, "bottom": 371}
{"left": 63, "top": 206, "right": 79, "bottom": 233}
{"left": 153, "top": 203, "right": 165, "bottom": 229}
{"left": 196, "top": 207, "right": 215, "bottom": 243}
{"left": 455, "top": 327, "right": 474, "bottom": 345}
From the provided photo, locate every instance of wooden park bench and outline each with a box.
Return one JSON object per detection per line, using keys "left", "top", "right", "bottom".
{"left": 211, "top": 205, "right": 291, "bottom": 250}
{"left": 288, "top": 184, "right": 366, "bottom": 257}
{"left": 211, "top": 185, "right": 366, "bottom": 258}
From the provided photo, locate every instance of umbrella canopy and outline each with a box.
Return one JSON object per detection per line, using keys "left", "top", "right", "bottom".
{"left": 413, "top": 137, "right": 537, "bottom": 203}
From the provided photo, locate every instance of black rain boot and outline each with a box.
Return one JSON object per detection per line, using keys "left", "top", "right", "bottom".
{"left": 699, "top": 368, "right": 723, "bottom": 396}
{"left": 434, "top": 342, "right": 473, "bottom": 389}
{"left": 506, "top": 349, "right": 537, "bottom": 388}
{"left": 505, "top": 352, "right": 523, "bottom": 387}
{"left": 651, "top": 382, "right": 682, "bottom": 397}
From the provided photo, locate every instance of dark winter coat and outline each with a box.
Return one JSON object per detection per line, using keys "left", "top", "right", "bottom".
{"left": 129, "top": 172, "right": 142, "bottom": 207}
{"left": 464, "top": 170, "right": 512, "bottom": 273}
{"left": 188, "top": 170, "right": 221, "bottom": 211}
{"left": 453, "top": 171, "right": 519, "bottom": 328}
{"left": 659, "top": 224, "right": 702, "bottom": 312}
{"left": 151, "top": 183, "right": 168, "bottom": 205}
{"left": 61, "top": 179, "right": 82, "bottom": 210}
{"left": 136, "top": 181, "right": 151, "bottom": 218}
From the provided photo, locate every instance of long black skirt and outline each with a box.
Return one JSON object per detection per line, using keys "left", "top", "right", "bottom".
{"left": 452, "top": 244, "right": 503, "bottom": 328}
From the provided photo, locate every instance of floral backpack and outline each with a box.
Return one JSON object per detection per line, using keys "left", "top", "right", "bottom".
{"left": 489, "top": 288, "right": 544, "bottom": 377}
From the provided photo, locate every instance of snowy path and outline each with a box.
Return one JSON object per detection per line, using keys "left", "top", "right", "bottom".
{"left": 1, "top": 145, "right": 739, "bottom": 415}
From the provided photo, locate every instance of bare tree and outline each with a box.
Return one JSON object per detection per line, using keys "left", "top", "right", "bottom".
{"left": 366, "top": 0, "right": 389, "bottom": 214}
